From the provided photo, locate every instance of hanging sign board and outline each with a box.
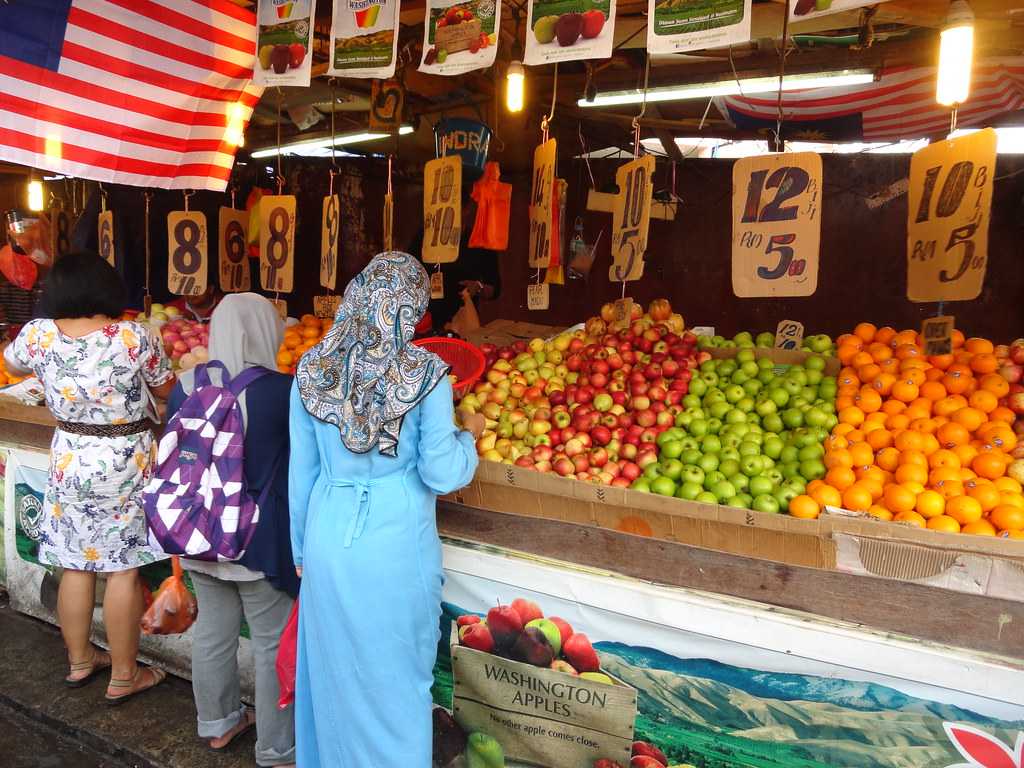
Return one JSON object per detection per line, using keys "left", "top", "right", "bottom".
{"left": 774, "top": 319, "right": 804, "bottom": 350}
{"left": 906, "top": 128, "right": 995, "bottom": 303}
{"left": 731, "top": 151, "right": 822, "bottom": 298}
{"left": 609, "top": 155, "right": 655, "bottom": 283}
{"left": 320, "top": 194, "right": 340, "bottom": 290}
{"left": 368, "top": 79, "right": 405, "bottom": 133}
{"left": 430, "top": 269, "right": 445, "bottom": 299}
{"left": 790, "top": 0, "right": 889, "bottom": 21}
{"left": 254, "top": 0, "right": 315, "bottom": 86}
{"left": 218, "top": 207, "right": 250, "bottom": 293}
{"left": 423, "top": 156, "right": 462, "bottom": 264}
{"left": 50, "top": 207, "right": 71, "bottom": 260}
{"left": 271, "top": 298, "right": 288, "bottom": 321}
{"left": 528, "top": 139, "right": 557, "bottom": 269}
{"left": 259, "top": 195, "right": 296, "bottom": 292}
{"left": 648, "top": 0, "right": 750, "bottom": 55}
{"left": 419, "top": 0, "right": 501, "bottom": 75}
{"left": 167, "top": 212, "right": 208, "bottom": 296}
{"left": 97, "top": 210, "right": 114, "bottom": 267}
{"left": 921, "top": 315, "right": 955, "bottom": 356}
{"left": 524, "top": 0, "right": 616, "bottom": 65}
{"left": 327, "top": 0, "right": 400, "bottom": 78}
{"left": 383, "top": 193, "right": 394, "bottom": 251}
{"left": 526, "top": 282, "right": 550, "bottom": 310}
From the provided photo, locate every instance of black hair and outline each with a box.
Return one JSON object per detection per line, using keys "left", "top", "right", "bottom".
{"left": 37, "top": 252, "right": 127, "bottom": 319}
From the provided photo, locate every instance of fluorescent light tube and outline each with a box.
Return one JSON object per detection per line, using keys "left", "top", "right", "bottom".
{"left": 250, "top": 125, "right": 414, "bottom": 158}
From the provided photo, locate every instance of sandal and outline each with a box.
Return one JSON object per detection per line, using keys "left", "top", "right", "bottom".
{"left": 64, "top": 648, "right": 112, "bottom": 688}
{"left": 105, "top": 666, "right": 167, "bottom": 706}
{"left": 208, "top": 708, "right": 256, "bottom": 751}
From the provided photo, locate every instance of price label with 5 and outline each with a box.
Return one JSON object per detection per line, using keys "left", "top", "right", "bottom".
{"left": 731, "top": 152, "right": 821, "bottom": 297}
{"left": 906, "top": 128, "right": 995, "bottom": 303}
{"left": 167, "top": 211, "right": 208, "bottom": 296}
{"left": 320, "top": 194, "right": 340, "bottom": 290}
{"left": 423, "top": 156, "right": 461, "bottom": 264}
{"left": 528, "top": 139, "right": 557, "bottom": 269}
{"left": 218, "top": 207, "right": 250, "bottom": 293}
{"left": 97, "top": 210, "right": 115, "bottom": 267}
{"left": 259, "top": 195, "right": 296, "bottom": 292}
{"left": 609, "top": 155, "right": 655, "bottom": 283}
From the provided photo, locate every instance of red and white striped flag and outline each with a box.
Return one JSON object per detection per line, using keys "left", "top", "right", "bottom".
{"left": 0, "top": 0, "right": 262, "bottom": 191}
{"left": 717, "top": 59, "right": 1024, "bottom": 143}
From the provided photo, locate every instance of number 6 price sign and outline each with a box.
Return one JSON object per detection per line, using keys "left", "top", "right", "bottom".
{"left": 609, "top": 155, "right": 655, "bottom": 284}
{"left": 320, "top": 194, "right": 340, "bottom": 290}
{"left": 167, "top": 211, "right": 208, "bottom": 296}
{"left": 906, "top": 128, "right": 995, "bottom": 303}
{"left": 731, "top": 152, "right": 822, "bottom": 298}
{"left": 423, "top": 156, "right": 461, "bottom": 264}
{"left": 218, "top": 207, "right": 250, "bottom": 292}
{"left": 259, "top": 195, "right": 296, "bottom": 292}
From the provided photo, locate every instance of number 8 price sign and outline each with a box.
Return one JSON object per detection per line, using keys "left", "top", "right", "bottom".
{"left": 731, "top": 152, "right": 822, "bottom": 298}
{"left": 906, "top": 128, "right": 995, "bottom": 303}
{"left": 167, "top": 211, "right": 208, "bottom": 296}
{"left": 423, "top": 156, "right": 461, "bottom": 264}
{"left": 609, "top": 155, "right": 655, "bottom": 284}
{"left": 218, "top": 207, "right": 250, "bottom": 293}
{"left": 259, "top": 195, "right": 296, "bottom": 292}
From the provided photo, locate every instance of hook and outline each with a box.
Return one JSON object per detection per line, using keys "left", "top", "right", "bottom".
{"left": 329, "top": 78, "right": 339, "bottom": 172}
{"left": 541, "top": 63, "right": 558, "bottom": 143}
{"left": 183, "top": 188, "right": 195, "bottom": 212}
{"left": 632, "top": 53, "right": 651, "bottom": 158}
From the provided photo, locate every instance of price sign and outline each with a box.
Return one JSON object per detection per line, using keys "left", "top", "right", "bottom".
{"left": 528, "top": 139, "right": 557, "bottom": 269}
{"left": 383, "top": 193, "right": 394, "bottom": 251}
{"left": 271, "top": 298, "right": 288, "bottom": 321}
{"left": 921, "top": 315, "right": 955, "bottom": 356}
{"left": 97, "top": 210, "right": 115, "bottom": 266}
{"left": 429, "top": 270, "right": 444, "bottom": 299}
{"left": 313, "top": 295, "right": 342, "bottom": 319}
{"left": 731, "top": 152, "right": 821, "bottom": 297}
{"left": 526, "top": 282, "right": 549, "bottom": 311}
{"left": 259, "top": 195, "right": 296, "bottom": 292}
{"left": 774, "top": 319, "right": 805, "bottom": 350}
{"left": 423, "top": 156, "right": 461, "bottom": 264}
{"left": 612, "top": 298, "right": 634, "bottom": 325}
{"left": 369, "top": 79, "right": 405, "bottom": 133}
{"left": 609, "top": 155, "right": 655, "bottom": 283}
{"left": 50, "top": 207, "right": 71, "bottom": 260}
{"left": 691, "top": 326, "right": 715, "bottom": 337}
{"left": 320, "top": 194, "right": 340, "bottom": 290}
{"left": 167, "top": 211, "right": 207, "bottom": 296}
{"left": 218, "top": 207, "right": 250, "bottom": 293}
{"left": 907, "top": 129, "right": 995, "bottom": 303}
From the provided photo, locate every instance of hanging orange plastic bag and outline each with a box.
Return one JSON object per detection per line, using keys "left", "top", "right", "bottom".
{"left": 468, "top": 162, "right": 511, "bottom": 251}
{"left": 141, "top": 556, "right": 197, "bottom": 635}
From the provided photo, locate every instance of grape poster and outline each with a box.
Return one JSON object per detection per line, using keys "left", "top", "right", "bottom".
{"left": 420, "top": 0, "right": 502, "bottom": 75}
{"left": 647, "top": 0, "right": 751, "bottom": 55}
{"left": 327, "top": 0, "right": 401, "bottom": 79}
{"left": 254, "top": 0, "right": 316, "bottom": 86}
{"left": 524, "top": 0, "right": 617, "bottom": 66}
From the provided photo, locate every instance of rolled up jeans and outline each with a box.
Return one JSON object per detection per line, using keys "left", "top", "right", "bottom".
{"left": 190, "top": 571, "right": 295, "bottom": 767}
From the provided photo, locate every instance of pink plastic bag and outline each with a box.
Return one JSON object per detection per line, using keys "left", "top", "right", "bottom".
{"left": 276, "top": 599, "right": 299, "bottom": 709}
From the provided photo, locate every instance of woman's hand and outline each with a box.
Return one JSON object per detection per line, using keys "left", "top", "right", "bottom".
{"left": 295, "top": 566, "right": 303, "bottom": 578}
{"left": 458, "top": 410, "right": 486, "bottom": 440}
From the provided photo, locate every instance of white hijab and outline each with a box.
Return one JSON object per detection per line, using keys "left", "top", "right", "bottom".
{"left": 177, "top": 293, "right": 284, "bottom": 422}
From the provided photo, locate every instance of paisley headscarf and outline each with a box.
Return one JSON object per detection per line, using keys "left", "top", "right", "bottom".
{"left": 295, "top": 251, "right": 449, "bottom": 457}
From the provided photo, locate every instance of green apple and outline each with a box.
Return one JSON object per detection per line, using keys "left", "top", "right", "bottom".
{"left": 631, "top": 478, "right": 651, "bottom": 493}
{"left": 526, "top": 618, "right": 562, "bottom": 654}
{"left": 752, "top": 494, "right": 780, "bottom": 514}
{"left": 749, "top": 475, "right": 774, "bottom": 496}
{"left": 466, "top": 732, "right": 505, "bottom": 768}
{"left": 799, "top": 459, "right": 826, "bottom": 481}
{"left": 651, "top": 476, "right": 677, "bottom": 496}
{"left": 774, "top": 485, "right": 799, "bottom": 509}
{"left": 676, "top": 481, "right": 702, "bottom": 500}
{"left": 719, "top": 458, "right": 741, "bottom": 478}
{"left": 660, "top": 459, "right": 684, "bottom": 481}
{"left": 680, "top": 465, "right": 705, "bottom": 485}
{"left": 696, "top": 491, "right": 718, "bottom": 504}
{"left": 703, "top": 470, "right": 727, "bottom": 489}
{"left": 756, "top": 331, "right": 775, "bottom": 348}
{"left": 725, "top": 495, "right": 750, "bottom": 509}
{"left": 711, "top": 480, "right": 737, "bottom": 503}
{"left": 729, "top": 473, "right": 750, "bottom": 493}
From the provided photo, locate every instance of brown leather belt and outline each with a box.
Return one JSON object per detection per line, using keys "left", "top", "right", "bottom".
{"left": 55, "top": 419, "right": 153, "bottom": 437}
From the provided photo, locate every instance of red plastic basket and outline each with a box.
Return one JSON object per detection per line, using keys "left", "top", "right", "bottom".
{"left": 414, "top": 337, "right": 485, "bottom": 399}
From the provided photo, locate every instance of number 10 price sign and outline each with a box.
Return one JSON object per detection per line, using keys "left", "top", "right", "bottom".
{"left": 731, "top": 152, "right": 821, "bottom": 298}
{"left": 609, "top": 155, "right": 655, "bottom": 283}
{"left": 423, "top": 156, "right": 461, "bottom": 264}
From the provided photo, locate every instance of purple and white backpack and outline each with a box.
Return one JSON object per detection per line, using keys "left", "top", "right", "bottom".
{"left": 144, "top": 361, "right": 277, "bottom": 562}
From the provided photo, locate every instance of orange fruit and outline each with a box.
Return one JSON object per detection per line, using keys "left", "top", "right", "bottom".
{"left": 953, "top": 444, "right": 979, "bottom": 469}
{"left": 928, "top": 449, "right": 961, "bottom": 470}
{"left": 835, "top": 396, "right": 855, "bottom": 412}
{"left": 868, "top": 343, "right": 893, "bottom": 363}
{"left": 894, "top": 510, "right": 927, "bottom": 528}
{"left": 928, "top": 353, "right": 954, "bottom": 370}
{"left": 810, "top": 484, "right": 842, "bottom": 509}
{"left": 874, "top": 327, "right": 896, "bottom": 346}
{"left": 879, "top": 358, "right": 902, "bottom": 375}
{"left": 883, "top": 483, "right": 917, "bottom": 513}
{"left": 894, "top": 431, "right": 924, "bottom": 453}
{"left": 842, "top": 484, "right": 874, "bottom": 512}
{"left": 866, "top": 429, "right": 893, "bottom": 451}
{"left": 825, "top": 466, "right": 857, "bottom": 491}
{"left": 946, "top": 495, "right": 984, "bottom": 525}
{"left": 857, "top": 363, "right": 882, "bottom": 383}
{"left": 951, "top": 407, "right": 986, "bottom": 432}
{"left": 837, "top": 345, "right": 861, "bottom": 366}
{"left": 833, "top": 423, "right": 857, "bottom": 438}
{"left": 895, "top": 463, "right": 928, "bottom": 486}
{"left": 865, "top": 411, "right": 889, "bottom": 425}
{"left": 919, "top": 433, "right": 941, "bottom": 456}
{"left": 969, "top": 352, "right": 998, "bottom": 375}
{"left": 894, "top": 343, "right": 921, "bottom": 361}
{"left": 990, "top": 406, "right": 1016, "bottom": 425}
{"left": 968, "top": 482, "right": 1002, "bottom": 513}
{"left": 934, "top": 395, "right": 968, "bottom": 417}
{"left": 935, "top": 479, "right": 965, "bottom": 500}
{"left": 980, "top": 374, "right": 1010, "bottom": 398}
{"left": 965, "top": 337, "right": 994, "bottom": 355}
{"left": 789, "top": 495, "right": 820, "bottom": 519}
{"left": 868, "top": 504, "right": 894, "bottom": 521}
{"left": 972, "top": 452, "right": 1007, "bottom": 481}
{"left": 924, "top": 366, "right": 947, "bottom": 382}
{"left": 854, "top": 322, "right": 877, "bottom": 343}
{"left": 1000, "top": 530, "right": 1024, "bottom": 539}
{"left": 825, "top": 449, "right": 854, "bottom": 469}
{"left": 848, "top": 442, "right": 874, "bottom": 467}
{"left": 919, "top": 381, "right": 947, "bottom": 401}
{"left": 839, "top": 407, "right": 865, "bottom": 427}
{"left": 962, "top": 519, "right": 998, "bottom": 536}
{"left": 930, "top": 466, "right": 962, "bottom": 486}
{"left": 990, "top": 505, "right": 1024, "bottom": 532}
{"left": 876, "top": 447, "right": 901, "bottom": 472}
{"left": 983, "top": 425, "right": 1017, "bottom": 452}
{"left": 1001, "top": 492, "right": 1024, "bottom": 509}
{"left": 276, "top": 349, "right": 294, "bottom": 367}
{"left": 916, "top": 489, "right": 946, "bottom": 519}
{"left": 846, "top": 429, "right": 866, "bottom": 444}
{"left": 903, "top": 368, "right": 928, "bottom": 387}
{"left": 969, "top": 389, "right": 998, "bottom": 414}
{"left": 927, "top": 515, "right": 961, "bottom": 533}
{"left": 891, "top": 380, "right": 919, "bottom": 403}
{"left": 995, "top": 477, "right": 1023, "bottom": 494}
{"left": 942, "top": 365, "right": 972, "bottom": 395}
{"left": 825, "top": 434, "right": 849, "bottom": 451}
{"left": 852, "top": 351, "right": 875, "bottom": 369}
{"left": 936, "top": 422, "right": 970, "bottom": 449}
{"left": 909, "top": 417, "right": 938, "bottom": 435}
{"left": 854, "top": 388, "right": 882, "bottom": 414}
{"left": 899, "top": 448, "right": 930, "bottom": 468}
{"left": 887, "top": 414, "right": 911, "bottom": 432}
{"left": 300, "top": 325, "right": 321, "bottom": 340}
{"left": 871, "top": 373, "right": 897, "bottom": 396}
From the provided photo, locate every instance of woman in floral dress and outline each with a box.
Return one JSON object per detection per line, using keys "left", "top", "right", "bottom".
{"left": 4, "top": 253, "right": 176, "bottom": 704}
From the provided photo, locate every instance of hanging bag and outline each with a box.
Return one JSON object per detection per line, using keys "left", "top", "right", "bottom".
{"left": 276, "top": 598, "right": 299, "bottom": 709}
{"left": 468, "top": 162, "right": 511, "bottom": 251}
{"left": 141, "top": 556, "right": 198, "bottom": 635}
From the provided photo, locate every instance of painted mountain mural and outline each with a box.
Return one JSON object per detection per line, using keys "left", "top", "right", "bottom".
{"left": 432, "top": 606, "right": 1024, "bottom": 768}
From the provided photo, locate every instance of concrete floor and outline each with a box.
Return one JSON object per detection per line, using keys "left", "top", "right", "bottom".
{"left": 0, "top": 700, "right": 132, "bottom": 768}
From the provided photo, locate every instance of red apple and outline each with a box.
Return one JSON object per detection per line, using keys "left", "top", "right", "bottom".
{"left": 632, "top": 742, "right": 668, "bottom": 765}
{"left": 635, "top": 409, "right": 657, "bottom": 427}
{"left": 589, "top": 447, "right": 609, "bottom": 468}
{"left": 620, "top": 461, "right": 641, "bottom": 481}
{"left": 554, "top": 458, "right": 575, "bottom": 476}
{"left": 591, "top": 426, "right": 612, "bottom": 446}
{"left": 486, "top": 605, "right": 523, "bottom": 650}
{"left": 457, "top": 614, "right": 481, "bottom": 627}
{"left": 572, "top": 454, "right": 591, "bottom": 474}
{"left": 511, "top": 598, "right": 543, "bottom": 625}
{"left": 563, "top": 632, "right": 600, "bottom": 673}
{"left": 460, "top": 623, "right": 495, "bottom": 653}
{"left": 631, "top": 757, "right": 666, "bottom": 768}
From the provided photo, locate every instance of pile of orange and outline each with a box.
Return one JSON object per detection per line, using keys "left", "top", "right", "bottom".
{"left": 277, "top": 314, "right": 331, "bottom": 375}
{"left": 0, "top": 350, "right": 28, "bottom": 387}
{"left": 791, "top": 323, "right": 1024, "bottom": 537}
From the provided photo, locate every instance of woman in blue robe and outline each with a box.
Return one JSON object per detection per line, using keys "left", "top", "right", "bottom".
{"left": 288, "top": 251, "right": 482, "bottom": 766}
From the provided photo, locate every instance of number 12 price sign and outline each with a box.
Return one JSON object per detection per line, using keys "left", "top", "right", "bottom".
{"left": 259, "top": 195, "right": 296, "bottom": 293}
{"left": 609, "top": 155, "right": 655, "bottom": 283}
{"left": 423, "top": 156, "right": 461, "bottom": 264}
{"left": 906, "top": 128, "right": 995, "bottom": 303}
{"left": 731, "top": 152, "right": 821, "bottom": 298}
{"left": 167, "top": 211, "right": 207, "bottom": 296}
{"left": 218, "top": 207, "right": 250, "bottom": 293}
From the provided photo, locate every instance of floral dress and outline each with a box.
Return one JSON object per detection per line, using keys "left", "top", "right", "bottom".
{"left": 8, "top": 319, "right": 173, "bottom": 571}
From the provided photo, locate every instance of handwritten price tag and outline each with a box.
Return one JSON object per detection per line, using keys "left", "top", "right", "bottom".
{"left": 774, "top": 319, "right": 804, "bottom": 350}
{"left": 320, "top": 194, "right": 340, "bottom": 290}
{"left": 732, "top": 152, "right": 821, "bottom": 297}
{"left": 429, "top": 270, "right": 444, "bottom": 299}
{"left": 313, "top": 295, "right": 342, "bottom": 319}
{"left": 218, "top": 207, "right": 250, "bottom": 293}
{"left": 259, "top": 195, "right": 296, "bottom": 292}
{"left": 907, "top": 129, "right": 995, "bottom": 303}
{"left": 528, "top": 139, "right": 557, "bottom": 269}
{"left": 167, "top": 211, "right": 208, "bottom": 296}
{"left": 526, "top": 282, "right": 549, "bottom": 311}
{"left": 612, "top": 298, "right": 634, "bottom": 325}
{"left": 98, "top": 210, "right": 115, "bottom": 267}
{"left": 272, "top": 298, "right": 288, "bottom": 321}
{"left": 921, "top": 315, "right": 955, "bottom": 356}
{"left": 609, "top": 155, "right": 654, "bottom": 283}
{"left": 423, "top": 156, "right": 461, "bottom": 264}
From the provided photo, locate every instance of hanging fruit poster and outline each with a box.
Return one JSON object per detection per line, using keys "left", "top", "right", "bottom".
{"left": 790, "top": 0, "right": 890, "bottom": 21}
{"left": 254, "top": 0, "right": 315, "bottom": 86}
{"left": 647, "top": 0, "right": 751, "bottom": 55}
{"left": 420, "top": 0, "right": 501, "bottom": 76}
{"left": 327, "top": 0, "right": 400, "bottom": 78}
{"left": 524, "top": 0, "right": 616, "bottom": 65}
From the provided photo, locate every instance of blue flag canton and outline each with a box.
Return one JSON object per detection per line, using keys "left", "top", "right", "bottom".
{"left": 0, "top": 0, "right": 73, "bottom": 71}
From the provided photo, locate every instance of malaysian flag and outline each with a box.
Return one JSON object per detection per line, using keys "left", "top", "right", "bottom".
{"left": 717, "top": 59, "right": 1024, "bottom": 143}
{"left": 0, "top": 0, "right": 262, "bottom": 191}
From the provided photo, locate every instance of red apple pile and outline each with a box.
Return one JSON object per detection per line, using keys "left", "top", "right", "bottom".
{"left": 996, "top": 339, "right": 1024, "bottom": 457}
{"left": 458, "top": 300, "right": 701, "bottom": 487}
{"left": 594, "top": 741, "right": 671, "bottom": 767}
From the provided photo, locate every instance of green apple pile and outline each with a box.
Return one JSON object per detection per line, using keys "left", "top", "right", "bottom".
{"left": 698, "top": 329, "right": 835, "bottom": 355}
{"left": 632, "top": 349, "right": 838, "bottom": 514}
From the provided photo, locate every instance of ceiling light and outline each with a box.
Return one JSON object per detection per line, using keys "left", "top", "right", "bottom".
{"left": 578, "top": 69, "right": 876, "bottom": 108}
{"left": 506, "top": 61, "right": 525, "bottom": 113}
{"left": 936, "top": 0, "right": 974, "bottom": 106}
{"left": 250, "top": 126, "right": 414, "bottom": 158}
{"left": 27, "top": 180, "right": 44, "bottom": 212}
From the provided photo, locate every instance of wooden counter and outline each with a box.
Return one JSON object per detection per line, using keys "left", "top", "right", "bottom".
{"left": 0, "top": 398, "right": 54, "bottom": 450}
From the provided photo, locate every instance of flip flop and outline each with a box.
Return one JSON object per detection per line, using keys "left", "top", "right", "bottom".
{"left": 105, "top": 666, "right": 167, "bottom": 706}
{"left": 64, "top": 649, "right": 112, "bottom": 689}
{"left": 208, "top": 708, "right": 256, "bottom": 752}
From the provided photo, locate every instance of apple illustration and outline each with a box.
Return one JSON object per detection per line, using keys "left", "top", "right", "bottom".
{"left": 511, "top": 626, "right": 555, "bottom": 667}
{"left": 486, "top": 604, "right": 523, "bottom": 651}
{"left": 563, "top": 632, "right": 600, "bottom": 672}
{"left": 632, "top": 741, "right": 668, "bottom": 765}
{"left": 580, "top": 671, "right": 613, "bottom": 685}
{"left": 526, "top": 618, "right": 563, "bottom": 654}
{"left": 550, "top": 659, "right": 578, "bottom": 675}
{"left": 459, "top": 623, "right": 495, "bottom": 654}
{"left": 457, "top": 614, "right": 481, "bottom": 627}
{"left": 594, "top": 761, "right": 625, "bottom": 768}
{"left": 547, "top": 616, "right": 574, "bottom": 647}
{"left": 630, "top": 757, "right": 666, "bottom": 768}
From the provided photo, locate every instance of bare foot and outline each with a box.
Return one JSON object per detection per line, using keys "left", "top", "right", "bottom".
{"left": 209, "top": 708, "right": 256, "bottom": 750}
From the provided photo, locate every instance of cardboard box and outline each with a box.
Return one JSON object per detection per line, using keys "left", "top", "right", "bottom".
{"left": 435, "top": 18, "right": 482, "bottom": 54}
{"left": 707, "top": 345, "right": 842, "bottom": 375}
{"left": 464, "top": 320, "right": 566, "bottom": 349}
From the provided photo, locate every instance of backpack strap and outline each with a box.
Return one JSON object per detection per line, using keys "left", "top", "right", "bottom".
{"left": 194, "top": 360, "right": 228, "bottom": 389}
{"left": 226, "top": 365, "right": 273, "bottom": 397}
